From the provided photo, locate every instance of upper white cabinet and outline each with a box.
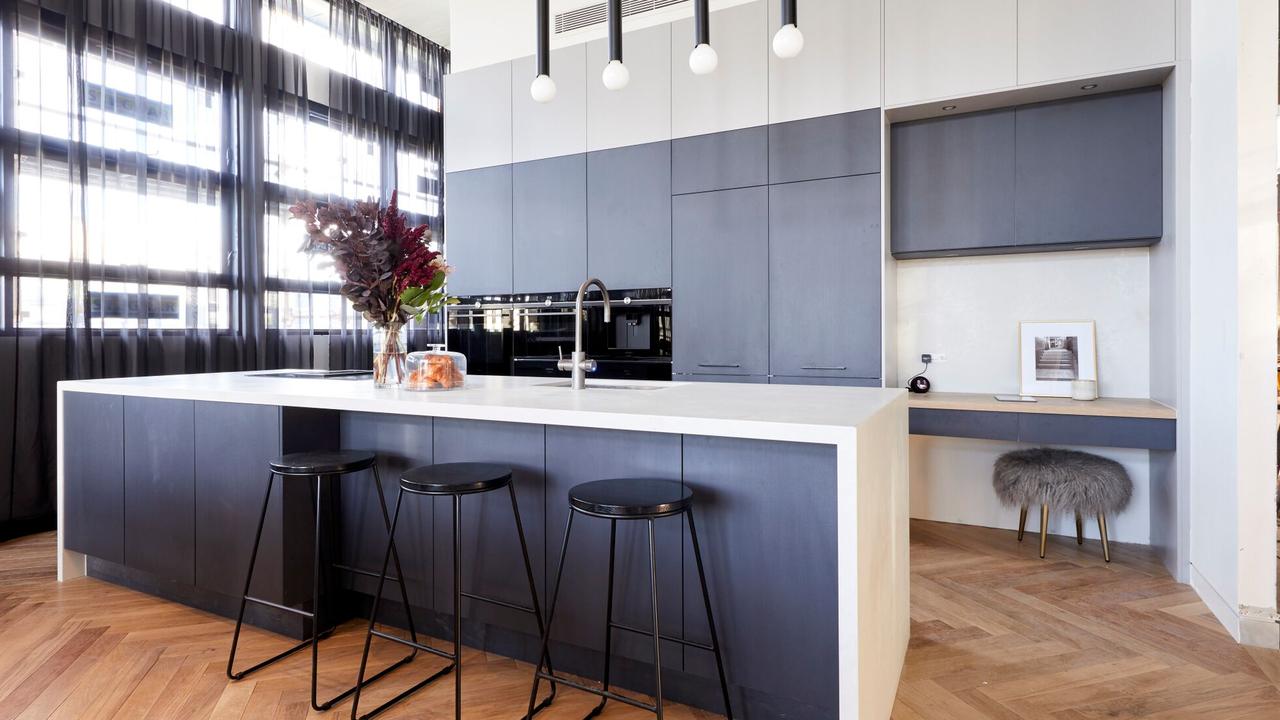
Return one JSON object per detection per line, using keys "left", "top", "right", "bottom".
{"left": 1017, "top": 0, "right": 1175, "bottom": 85}
{"left": 511, "top": 44, "right": 588, "bottom": 162}
{"left": 885, "top": 0, "right": 1016, "bottom": 107}
{"left": 444, "top": 62, "right": 513, "bottom": 172}
{"left": 671, "top": 0, "right": 768, "bottom": 139}
{"left": 768, "top": 0, "right": 880, "bottom": 124}
{"left": 586, "top": 23, "right": 672, "bottom": 152}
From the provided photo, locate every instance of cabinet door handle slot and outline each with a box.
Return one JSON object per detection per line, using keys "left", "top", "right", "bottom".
{"left": 698, "top": 363, "right": 741, "bottom": 368}
{"left": 801, "top": 365, "right": 847, "bottom": 371}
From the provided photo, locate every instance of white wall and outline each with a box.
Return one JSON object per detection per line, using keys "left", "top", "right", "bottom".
{"left": 897, "top": 248, "right": 1154, "bottom": 544}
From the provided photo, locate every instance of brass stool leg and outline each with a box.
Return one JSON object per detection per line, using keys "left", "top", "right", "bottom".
{"left": 1038, "top": 504, "right": 1049, "bottom": 559}
{"left": 1017, "top": 506, "right": 1028, "bottom": 542}
{"left": 1097, "top": 514, "right": 1111, "bottom": 562}
{"left": 1075, "top": 513, "right": 1084, "bottom": 545}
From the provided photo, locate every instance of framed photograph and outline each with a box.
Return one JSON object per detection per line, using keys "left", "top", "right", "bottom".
{"left": 1019, "top": 321, "right": 1097, "bottom": 397}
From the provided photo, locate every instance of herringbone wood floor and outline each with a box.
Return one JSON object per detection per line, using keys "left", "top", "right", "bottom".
{"left": 1, "top": 522, "right": 1277, "bottom": 719}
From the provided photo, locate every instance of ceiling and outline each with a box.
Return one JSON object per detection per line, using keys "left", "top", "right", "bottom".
{"left": 361, "top": 0, "right": 452, "bottom": 47}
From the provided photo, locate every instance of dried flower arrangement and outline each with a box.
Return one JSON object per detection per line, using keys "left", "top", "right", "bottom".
{"left": 289, "top": 192, "right": 456, "bottom": 385}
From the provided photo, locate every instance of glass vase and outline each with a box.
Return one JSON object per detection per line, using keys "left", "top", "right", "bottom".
{"left": 372, "top": 322, "right": 407, "bottom": 388}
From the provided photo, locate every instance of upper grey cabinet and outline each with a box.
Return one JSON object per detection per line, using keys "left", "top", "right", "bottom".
{"left": 670, "top": 0, "right": 768, "bottom": 139}
{"left": 890, "top": 108, "right": 1015, "bottom": 256}
{"left": 444, "top": 63, "right": 512, "bottom": 172}
{"left": 586, "top": 23, "right": 671, "bottom": 151}
{"left": 511, "top": 45, "right": 587, "bottom": 163}
{"left": 768, "top": 109, "right": 881, "bottom": 185}
{"left": 1013, "top": 87, "right": 1162, "bottom": 248}
{"left": 445, "top": 166, "right": 513, "bottom": 296}
{"left": 513, "top": 155, "right": 587, "bottom": 294}
{"left": 586, "top": 141, "right": 672, "bottom": 289}
{"left": 671, "top": 126, "right": 768, "bottom": 195}
{"left": 769, "top": 174, "right": 882, "bottom": 379}
{"left": 673, "top": 186, "right": 769, "bottom": 376}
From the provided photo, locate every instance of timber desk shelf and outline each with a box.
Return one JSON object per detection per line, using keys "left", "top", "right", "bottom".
{"left": 907, "top": 392, "right": 1176, "bottom": 450}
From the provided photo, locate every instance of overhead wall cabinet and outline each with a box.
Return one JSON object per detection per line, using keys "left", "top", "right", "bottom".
{"left": 890, "top": 87, "right": 1163, "bottom": 258}
{"left": 513, "top": 154, "right": 587, "bottom": 294}
{"left": 586, "top": 141, "right": 672, "bottom": 289}
{"left": 443, "top": 62, "right": 513, "bottom": 172}
{"left": 444, "top": 165, "right": 514, "bottom": 296}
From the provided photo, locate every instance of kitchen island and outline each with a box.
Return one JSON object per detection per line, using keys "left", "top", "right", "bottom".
{"left": 56, "top": 372, "right": 908, "bottom": 720}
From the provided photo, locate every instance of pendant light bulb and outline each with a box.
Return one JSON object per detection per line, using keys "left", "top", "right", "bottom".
{"left": 689, "top": 43, "right": 718, "bottom": 75}
{"left": 530, "top": 74, "right": 557, "bottom": 103}
{"left": 602, "top": 59, "right": 630, "bottom": 90}
{"left": 772, "top": 23, "right": 804, "bottom": 58}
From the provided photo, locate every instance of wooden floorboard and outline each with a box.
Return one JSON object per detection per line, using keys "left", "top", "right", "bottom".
{"left": 1, "top": 522, "right": 1277, "bottom": 719}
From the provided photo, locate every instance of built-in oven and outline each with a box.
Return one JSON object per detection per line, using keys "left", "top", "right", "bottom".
{"left": 445, "top": 303, "right": 514, "bottom": 376}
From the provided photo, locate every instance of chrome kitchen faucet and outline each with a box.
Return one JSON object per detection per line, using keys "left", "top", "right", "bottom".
{"left": 557, "top": 278, "right": 612, "bottom": 389}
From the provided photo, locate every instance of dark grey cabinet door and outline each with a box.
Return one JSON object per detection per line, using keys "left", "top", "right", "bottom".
{"left": 770, "top": 376, "right": 881, "bottom": 387}
{"left": 768, "top": 109, "right": 880, "bottom": 185}
{"left": 671, "top": 126, "right": 768, "bottom": 195}
{"left": 673, "top": 187, "right": 769, "bottom": 376}
{"left": 124, "top": 397, "right": 195, "bottom": 583}
{"left": 194, "top": 402, "right": 283, "bottom": 600}
{"left": 431, "top": 419, "right": 546, "bottom": 647}
{"left": 1014, "top": 87, "right": 1163, "bottom": 247}
{"left": 339, "top": 412, "right": 435, "bottom": 608}
{"left": 682, "top": 374, "right": 768, "bottom": 384}
{"left": 586, "top": 141, "right": 672, "bottom": 289}
{"left": 890, "top": 108, "right": 1016, "bottom": 256}
{"left": 769, "top": 174, "right": 882, "bottom": 379}
{"left": 544, "top": 427, "right": 683, "bottom": 672}
{"left": 63, "top": 392, "right": 124, "bottom": 564}
{"left": 513, "top": 155, "right": 587, "bottom": 294}
{"left": 682, "top": 435, "right": 838, "bottom": 714}
{"left": 445, "top": 166, "right": 513, "bottom": 296}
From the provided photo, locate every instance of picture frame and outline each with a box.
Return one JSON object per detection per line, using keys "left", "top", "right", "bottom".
{"left": 1019, "top": 321, "right": 1098, "bottom": 397}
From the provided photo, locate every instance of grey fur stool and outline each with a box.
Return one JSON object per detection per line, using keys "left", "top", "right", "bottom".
{"left": 993, "top": 448, "right": 1131, "bottom": 562}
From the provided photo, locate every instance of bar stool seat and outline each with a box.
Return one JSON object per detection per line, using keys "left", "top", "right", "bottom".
{"left": 400, "top": 462, "right": 511, "bottom": 495}
{"left": 269, "top": 450, "right": 375, "bottom": 475}
{"left": 569, "top": 478, "right": 692, "bottom": 518}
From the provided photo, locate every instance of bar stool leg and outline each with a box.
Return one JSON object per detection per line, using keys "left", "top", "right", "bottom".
{"left": 373, "top": 463, "right": 420, "bottom": 651}
{"left": 586, "top": 519, "right": 618, "bottom": 720}
{"left": 1016, "top": 506, "right": 1028, "bottom": 542}
{"left": 1075, "top": 513, "right": 1084, "bottom": 545}
{"left": 226, "top": 471, "right": 277, "bottom": 680}
{"left": 506, "top": 483, "right": 557, "bottom": 716}
{"left": 310, "top": 475, "right": 328, "bottom": 711}
{"left": 1097, "top": 514, "right": 1111, "bottom": 563}
{"left": 1039, "top": 504, "right": 1050, "bottom": 559}
{"left": 686, "top": 509, "right": 734, "bottom": 719}
{"left": 526, "top": 510, "right": 576, "bottom": 719}
{"left": 452, "top": 495, "right": 463, "bottom": 720}
{"left": 646, "top": 518, "right": 664, "bottom": 720}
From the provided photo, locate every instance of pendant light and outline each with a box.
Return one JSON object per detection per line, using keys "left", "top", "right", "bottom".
{"left": 530, "top": 0, "right": 556, "bottom": 102}
{"left": 601, "top": 0, "right": 630, "bottom": 90}
{"left": 688, "top": 0, "right": 718, "bottom": 75}
{"left": 773, "top": 0, "right": 804, "bottom": 58}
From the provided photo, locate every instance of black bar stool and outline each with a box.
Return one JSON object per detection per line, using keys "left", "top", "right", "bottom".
{"left": 351, "top": 462, "right": 557, "bottom": 720}
{"left": 225, "top": 450, "right": 419, "bottom": 713}
{"left": 527, "top": 478, "right": 733, "bottom": 720}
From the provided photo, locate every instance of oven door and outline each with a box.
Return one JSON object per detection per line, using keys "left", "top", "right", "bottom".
{"left": 446, "top": 307, "right": 514, "bottom": 376}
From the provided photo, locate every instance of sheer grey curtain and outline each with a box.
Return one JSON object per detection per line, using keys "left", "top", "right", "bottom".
{"left": 0, "top": 0, "right": 447, "bottom": 539}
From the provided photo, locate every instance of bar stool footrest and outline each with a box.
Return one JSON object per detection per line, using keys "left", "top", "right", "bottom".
{"left": 608, "top": 620, "right": 717, "bottom": 652}
{"left": 354, "top": 661, "right": 456, "bottom": 720}
{"left": 460, "top": 589, "right": 537, "bottom": 615}
{"left": 534, "top": 671, "right": 658, "bottom": 714}
{"left": 369, "top": 628, "right": 457, "bottom": 662}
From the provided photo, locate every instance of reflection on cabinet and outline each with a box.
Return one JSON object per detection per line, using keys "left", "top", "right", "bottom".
{"left": 769, "top": 175, "right": 882, "bottom": 380}
{"left": 444, "top": 62, "right": 513, "bottom": 172}
{"left": 513, "top": 155, "right": 587, "bottom": 293}
{"left": 63, "top": 392, "right": 124, "bottom": 564}
{"left": 1017, "top": 0, "right": 1175, "bottom": 85}
{"left": 890, "top": 108, "right": 1016, "bottom": 256}
{"left": 511, "top": 46, "right": 587, "bottom": 163}
{"left": 124, "top": 397, "right": 195, "bottom": 584}
{"left": 586, "top": 141, "right": 672, "bottom": 289}
{"left": 673, "top": 187, "right": 769, "bottom": 377}
{"left": 445, "top": 165, "right": 513, "bottom": 296}
{"left": 586, "top": 23, "right": 671, "bottom": 151}
{"left": 885, "top": 0, "right": 1016, "bottom": 106}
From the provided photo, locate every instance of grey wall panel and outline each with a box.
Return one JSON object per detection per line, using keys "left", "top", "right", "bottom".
{"left": 124, "top": 397, "right": 195, "bottom": 583}
{"left": 1014, "top": 87, "right": 1163, "bottom": 247}
{"left": 768, "top": 109, "right": 880, "bottom": 184}
{"left": 671, "top": 126, "right": 768, "bottom": 195}
{"left": 544, "top": 426, "right": 683, "bottom": 670}
{"left": 1017, "top": 414, "right": 1175, "bottom": 450}
{"left": 681, "top": 435, "right": 838, "bottom": 713}
{"left": 587, "top": 141, "right": 673, "bottom": 289}
{"left": 890, "top": 108, "right": 1016, "bottom": 255}
{"left": 63, "top": 392, "right": 124, "bottom": 564}
{"left": 513, "top": 155, "right": 587, "bottom": 293}
{"left": 673, "top": 186, "right": 769, "bottom": 376}
{"left": 339, "top": 412, "right": 435, "bottom": 609}
{"left": 769, "top": 174, "right": 882, "bottom": 378}
{"left": 770, "top": 376, "right": 882, "bottom": 387}
{"left": 431, "top": 418, "right": 546, "bottom": 647}
{"left": 194, "top": 402, "right": 283, "bottom": 601}
{"left": 445, "top": 166, "right": 513, "bottom": 296}
{"left": 908, "top": 408, "right": 1020, "bottom": 441}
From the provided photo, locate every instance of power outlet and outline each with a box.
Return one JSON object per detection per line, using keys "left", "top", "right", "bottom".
{"left": 921, "top": 353, "right": 947, "bottom": 364}
{"left": 920, "top": 353, "right": 933, "bottom": 364}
